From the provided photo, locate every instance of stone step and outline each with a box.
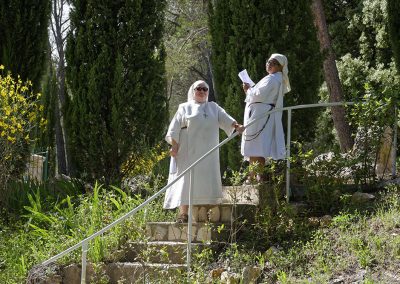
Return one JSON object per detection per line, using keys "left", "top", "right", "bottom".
{"left": 146, "top": 222, "right": 230, "bottom": 242}
{"left": 192, "top": 202, "right": 256, "bottom": 223}
{"left": 62, "top": 262, "right": 186, "bottom": 284}
{"left": 222, "top": 184, "right": 259, "bottom": 205}
{"left": 121, "top": 241, "right": 207, "bottom": 264}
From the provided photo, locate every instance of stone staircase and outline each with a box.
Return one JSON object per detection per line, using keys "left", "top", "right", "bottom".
{"left": 31, "top": 185, "right": 259, "bottom": 283}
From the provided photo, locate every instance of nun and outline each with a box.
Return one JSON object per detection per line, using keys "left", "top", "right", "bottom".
{"left": 164, "top": 80, "right": 243, "bottom": 222}
{"left": 241, "top": 53, "right": 291, "bottom": 183}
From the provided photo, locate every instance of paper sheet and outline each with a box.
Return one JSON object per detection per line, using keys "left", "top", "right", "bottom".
{"left": 238, "top": 69, "right": 255, "bottom": 87}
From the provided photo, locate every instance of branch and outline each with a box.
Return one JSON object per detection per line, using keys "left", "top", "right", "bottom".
{"left": 189, "top": 66, "right": 206, "bottom": 79}
{"left": 179, "top": 27, "right": 208, "bottom": 52}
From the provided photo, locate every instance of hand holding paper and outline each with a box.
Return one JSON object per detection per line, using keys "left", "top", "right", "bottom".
{"left": 238, "top": 69, "right": 255, "bottom": 87}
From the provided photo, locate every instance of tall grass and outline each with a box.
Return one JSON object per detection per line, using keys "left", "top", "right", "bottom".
{"left": 0, "top": 180, "right": 148, "bottom": 283}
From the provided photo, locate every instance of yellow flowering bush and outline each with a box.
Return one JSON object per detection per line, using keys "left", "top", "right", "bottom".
{"left": 0, "top": 65, "right": 44, "bottom": 193}
{"left": 122, "top": 142, "right": 169, "bottom": 177}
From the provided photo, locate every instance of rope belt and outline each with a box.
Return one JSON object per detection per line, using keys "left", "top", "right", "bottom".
{"left": 244, "top": 103, "right": 275, "bottom": 141}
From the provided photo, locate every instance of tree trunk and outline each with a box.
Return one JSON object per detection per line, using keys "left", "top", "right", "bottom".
{"left": 54, "top": 86, "right": 67, "bottom": 175}
{"left": 51, "top": 0, "right": 70, "bottom": 175}
{"left": 55, "top": 56, "right": 69, "bottom": 175}
{"left": 311, "top": 0, "right": 354, "bottom": 152}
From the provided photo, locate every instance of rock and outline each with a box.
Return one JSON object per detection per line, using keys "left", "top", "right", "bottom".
{"left": 351, "top": 192, "right": 375, "bottom": 204}
{"left": 241, "top": 266, "right": 262, "bottom": 284}
{"left": 268, "top": 246, "right": 281, "bottom": 254}
{"left": 308, "top": 217, "right": 320, "bottom": 227}
{"left": 208, "top": 206, "right": 221, "bottom": 222}
{"left": 320, "top": 215, "right": 333, "bottom": 227}
{"left": 209, "top": 267, "right": 226, "bottom": 279}
{"left": 221, "top": 271, "right": 240, "bottom": 284}
{"left": 26, "top": 263, "right": 62, "bottom": 284}
{"left": 287, "top": 202, "right": 308, "bottom": 215}
{"left": 191, "top": 206, "right": 199, "bottom": 222}
{"left": 376, "top": 126, "right": 395, "bottom": 176}
{"left": 63, "top": 264, "right": 82, "bottom": 284}
{"left": 331, "top": 276, "right": 345, "bottom": 283}
{"left": 197, "top": 206, "right": 208, "bottom": 222}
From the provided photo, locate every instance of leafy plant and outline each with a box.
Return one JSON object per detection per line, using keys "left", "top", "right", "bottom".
{"left": 0, "top": 65, "right": 44, "bottom": 205}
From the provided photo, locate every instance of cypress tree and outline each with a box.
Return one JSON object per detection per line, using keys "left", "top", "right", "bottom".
{"left": 388, "top": 0, "right": 400, "bottom": 73}
{"left": 209, "top": 0, "right": 322, "bottom": 171}
{"left": 66, "top": 0, "right": 167, "bottom": 183}
{"left": 0, "top": 0, "right": 50, "bottom": 91}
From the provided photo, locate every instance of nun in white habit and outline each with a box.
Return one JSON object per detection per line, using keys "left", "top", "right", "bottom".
{"left": 164, "top": 80, "right": 243, "bottom": 222}
{"left": 241, "top": 53, "right": 291, "bottom": 183}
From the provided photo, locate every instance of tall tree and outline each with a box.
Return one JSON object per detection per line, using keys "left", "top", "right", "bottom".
{"left": 165, "top": 0, "right": 214, "bottom": 113}
{"left": 49, "top": 0, "right": 70, "bottom": 175}
{"left": 209, "top": 0, "right": 323, "bottom": 171}
{"left": 66, "top": 0, "right": 167, "bottom": 183}
{"left": 0, "top": 0, "right": 51, "bottom": 92}
{"left": 387, "top": 0, "right": 400, "bottom": 73}
{"left": 311, "top": 0, "right": 354, "bottom": 152}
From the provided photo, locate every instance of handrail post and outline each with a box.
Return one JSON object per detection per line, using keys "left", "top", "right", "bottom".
{"left": 286, "top": 109, "right": 292, "bottom": 203}
{"left": 393, "top": 103, "right": 398, "bottom": 178}
{"left": 187, "top": 168, "right": 194, "bottom": 279}
{"left": 81, "top": 241, "right": 88, "bottom": 284}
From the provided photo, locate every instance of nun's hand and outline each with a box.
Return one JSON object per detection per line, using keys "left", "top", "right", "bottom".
{"left": 170, "top": 143, "right": 179, "bottom": 157}
{"left": 236, "top": 124, "right": 245, "bottom": 134}
{"left": 242, "top": 83, "right": 250, "bottom": 92}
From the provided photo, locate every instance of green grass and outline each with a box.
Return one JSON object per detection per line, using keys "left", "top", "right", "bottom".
{"left": 0, "top": 181, "right": 150, "bottom": 284}
{"left": 188, "top": 185, "right": 400, "bottom": 283}
{"left": 1, "top": 179, "right": 399, "bottom": 283}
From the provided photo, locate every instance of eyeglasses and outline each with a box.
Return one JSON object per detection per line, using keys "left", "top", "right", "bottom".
{"left": 267, "top": 60, "right": 280, "bottom": 66}
{"left": 195, "top": 87, "right": 208, "bottom": 92}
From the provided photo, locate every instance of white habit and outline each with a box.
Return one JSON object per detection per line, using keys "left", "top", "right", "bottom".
{"left": 241, "top": 72, "right": 286, "bottom": 160}
{"left": 163, "top": 101, "right": 235, "bottom": 209}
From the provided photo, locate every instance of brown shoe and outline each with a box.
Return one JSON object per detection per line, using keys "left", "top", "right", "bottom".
{"left": 176, "top": 213, "right": 188, "bottom": 224}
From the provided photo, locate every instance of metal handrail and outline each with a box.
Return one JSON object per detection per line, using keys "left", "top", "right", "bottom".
{"left": 283, "top": 101, "right": 355, "bottom": 202}
{"left": 41, "top": 101, "right": 398, "bottom": 283}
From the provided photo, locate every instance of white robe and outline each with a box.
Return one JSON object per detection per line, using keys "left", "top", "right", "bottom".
{"left": 163, "top": 101, "right": 235, "bottom": 209}
{"left": 241, "top": 72, "right": 286, "bottom": 160}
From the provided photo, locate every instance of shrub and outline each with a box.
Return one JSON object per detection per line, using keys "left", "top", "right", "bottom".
{"left": 0, "top": 65, "right": 44, "bottom": 204}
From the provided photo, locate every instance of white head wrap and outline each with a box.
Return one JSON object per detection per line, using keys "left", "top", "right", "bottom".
{"left": 187, "top": 80, "right": 209, "bottom": 102}
{"left": 268, "top": 53, "right": 291, "bottom": 94}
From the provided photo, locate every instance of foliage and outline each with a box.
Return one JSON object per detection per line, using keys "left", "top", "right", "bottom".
{"left": 313, "top": 0, "right": 399, "bottom": 167}
{"left": 0, "top": 66, "right": 44, "bottom": 204}
{"left": 122, "top": 142, "right": 169, "bottom": 179}
{"left": 188, "top": 185, "right": 400, "bottom": 283}
{"left": 0, "top": 0, "right": 51, "bottom": 92}
{"left": 0, "top": 180, "right": 147, "bottom": 283}
{"left": 209, "top": 0, "right": 323, "bottom": 172}
{"left": 287, "top": 139, "right": 391, "bottom": 214}
{"left": 342, "top": 0, "right": 399, "bottom": 98}
{"left": 350, "top": 91, "right": 397, "bottom": 178}
{"left": 34, "top": 63, "right": 58, "bottom": 178}
{"left": 66, "top": 0, "right": 168, "bottom": 183}
{"left": 387, "top": 0, "right": 400, "bottom": 73}
{"left": 1, "top": 171, "right": 399, "bottom": 283}
{"left": 164, "top": 0, "right": 213, "bottom": 111}
{"left": 311, "top": 83, "right": 341, "bottom": 153}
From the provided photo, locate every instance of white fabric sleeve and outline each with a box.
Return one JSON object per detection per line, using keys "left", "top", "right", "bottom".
{"left": 245, "top": 76, "right": 277, "bottom": 103}
{"left": 215, "top": 103, "right": 236, "bottom": 136}
{"left": 165, "top": 105, "right": 185, "bottom": 145}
